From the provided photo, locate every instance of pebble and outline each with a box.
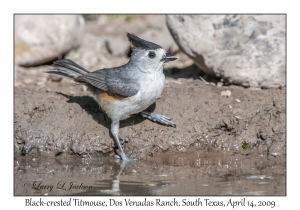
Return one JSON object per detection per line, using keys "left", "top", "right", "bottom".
{"left": 221, "top": 90, "right": 231, "bottom": 97}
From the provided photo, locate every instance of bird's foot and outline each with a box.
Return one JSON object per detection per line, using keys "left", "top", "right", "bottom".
{"left": 139, "top": 111, "right": 176, "bottom": 127}
{"left": 114, "top": 154, "right": 136, "bottom": 162}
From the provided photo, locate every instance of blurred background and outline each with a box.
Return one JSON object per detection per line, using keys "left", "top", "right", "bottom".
{"left": 14, "top": 15, "right": 197, "bottom": 89}
{"left": 15, "top": 14, "right": 285, "bottom": 89}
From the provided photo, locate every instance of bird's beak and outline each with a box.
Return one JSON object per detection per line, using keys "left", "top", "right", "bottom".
{"left": 161, "top": 52, "right": 177, "bottom": 63}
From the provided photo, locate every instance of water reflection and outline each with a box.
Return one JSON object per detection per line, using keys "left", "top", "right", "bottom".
{"left": 14, "top": 152, "right": 285, "bottom": 196}
{"left": 73, "top": 160, "right": 176, "bottom": 196}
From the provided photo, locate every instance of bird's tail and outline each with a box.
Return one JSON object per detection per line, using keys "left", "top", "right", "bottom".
{"left": 47, "top": 59, "right": 89, "bottom": 80}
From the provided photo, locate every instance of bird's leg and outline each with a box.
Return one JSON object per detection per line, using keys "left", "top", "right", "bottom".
{"left": 111, "top": 120, "right": 135, "bottom": 162}
{"left": 138, "top": 111, "right": 176, "bottom": 127}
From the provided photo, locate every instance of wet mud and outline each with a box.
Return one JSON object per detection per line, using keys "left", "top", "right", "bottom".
{"left": 14, "top": 76, "right": 286, "bottom": 160}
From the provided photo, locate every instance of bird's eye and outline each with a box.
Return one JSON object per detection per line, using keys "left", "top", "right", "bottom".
{"left": 148, "top": 51, "right": 156, "bottom": 59}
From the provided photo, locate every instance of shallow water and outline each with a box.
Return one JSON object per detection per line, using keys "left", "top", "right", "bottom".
{"left": 14, "top": 151, "right": 285, "bottom": 196}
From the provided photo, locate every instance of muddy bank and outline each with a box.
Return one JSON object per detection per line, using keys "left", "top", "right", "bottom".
{"left": 14, "top": 15, "right": 286, "bottom": 161}
{"left": 14, "top": 72, "right": 286, "bottom": 160}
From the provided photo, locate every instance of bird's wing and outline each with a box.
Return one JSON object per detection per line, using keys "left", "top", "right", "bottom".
{"left": 105, "top": 69, "right": 140, "bottom": 97}
{"left": 75, "top": 68, "right": 139, "bottom": 98}
{"left": 75, "top": 71, "right": 109, "bottom": 92}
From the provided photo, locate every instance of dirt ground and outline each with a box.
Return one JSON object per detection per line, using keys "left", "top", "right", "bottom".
{"left": 14, "top": 74, "right": 286, "bottom": 159}
{"left": 14, "top": 15, "right": 286, "bottom": 195}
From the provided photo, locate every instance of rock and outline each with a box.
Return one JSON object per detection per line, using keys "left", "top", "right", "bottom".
{"left": 166, "top": 15, "right": 286, "bottom": 88}
{"left": 137, "top": 29, "right": 179, "bottom": 53}
{"left": 65, "top": 34, "right": 129, "bottom": 69}
{"left": 221, "top": 90, "right": 231, "bottom": 97}
{"left": 105, "top": 35, "right": 130, "bottom": 57}
{"left": 15, "top": 15, "right": 85, "bottom": 67}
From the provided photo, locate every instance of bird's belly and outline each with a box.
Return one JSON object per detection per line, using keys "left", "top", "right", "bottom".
{"left": 96, "top": 74, "right": 165, "bottom": 121}
{"left": 96, "top": 91, "right": 152, "bottom": 121}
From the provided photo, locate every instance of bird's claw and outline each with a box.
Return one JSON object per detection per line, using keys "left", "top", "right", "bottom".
{"left": 139, "top": 112, "right": 176, "bottom": 127}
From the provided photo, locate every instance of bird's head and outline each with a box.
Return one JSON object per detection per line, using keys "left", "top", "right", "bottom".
{"left": 127, "top": 33, "right": 177, "bottom": 72}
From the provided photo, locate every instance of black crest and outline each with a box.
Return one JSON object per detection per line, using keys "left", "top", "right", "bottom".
{"left": 127, "top": 33, "right": 162, "bottom": 50}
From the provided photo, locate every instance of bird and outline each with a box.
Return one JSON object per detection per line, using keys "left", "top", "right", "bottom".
{"left": 48, "top": 32, "right": 177, "bottom": 162}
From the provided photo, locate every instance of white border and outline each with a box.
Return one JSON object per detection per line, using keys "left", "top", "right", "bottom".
{"left": 4, "top": 0, "right": 295, "bottom": 209}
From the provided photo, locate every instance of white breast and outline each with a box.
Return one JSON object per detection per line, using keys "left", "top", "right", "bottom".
{"left": 100, "top": 70, "right": 166, "bottom": 121}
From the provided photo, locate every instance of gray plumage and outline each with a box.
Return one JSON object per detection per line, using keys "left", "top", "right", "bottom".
{"left": 48, "top": 32, "right": 177, "bottom": 162}
{"left": 75, "top": 65, "right": 140, "bottom": 98}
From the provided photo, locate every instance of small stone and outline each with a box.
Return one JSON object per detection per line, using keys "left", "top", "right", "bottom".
{"left": 217, "top": 82, "right": 223, "bottom": 87}
{"left": 221, "top": 90, "right": 231, "bottom": 97}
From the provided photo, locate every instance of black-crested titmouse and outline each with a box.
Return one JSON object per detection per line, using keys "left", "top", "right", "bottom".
{"left": 48, "top": 33, "right": 177, "bottom": 162}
